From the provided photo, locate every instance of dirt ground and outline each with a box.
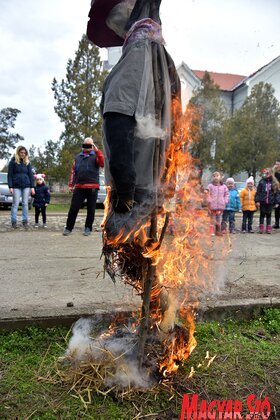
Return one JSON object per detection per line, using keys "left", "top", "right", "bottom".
{"left": 0, "top": 210, "right": 279, "bottom": 324}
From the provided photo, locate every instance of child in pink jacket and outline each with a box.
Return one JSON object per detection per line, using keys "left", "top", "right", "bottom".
{"left": 207, "top": 171, "right": 229, "bottom": 236}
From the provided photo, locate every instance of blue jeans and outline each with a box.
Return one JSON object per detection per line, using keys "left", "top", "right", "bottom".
{"left": 222, "top": 210, "right": 235, "bottom": 231}
{"left": 11, "top": 188, "right": 30, "bottom": 224}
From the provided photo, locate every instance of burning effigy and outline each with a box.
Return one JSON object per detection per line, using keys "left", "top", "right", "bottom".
{"left": 62, "top": 0, "right": 214, "bottom": 391}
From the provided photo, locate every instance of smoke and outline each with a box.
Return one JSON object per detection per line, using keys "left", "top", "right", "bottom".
{"left": 66, "top": 317, "right": 153, "bottom": 388}
{"left": 66, "top": 317, "right": 98, "bottom": 362}
{"left": 135, "top": 114, "right": 166, "bottom": 140}
{"left": 213, "top": 261, "right": 228, "bottom": 293}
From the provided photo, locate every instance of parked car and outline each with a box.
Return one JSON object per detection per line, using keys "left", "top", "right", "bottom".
{"left": 0, "top": 172, "right": 33, "bottom": 209}
{"left": 81, "top": 172, "right": 107, "bottom": 209}
{"left": 235, "top": 181, "right": 246, "bottom": 194}
{"left": 96, "top": 173, "right": 107, "bottom": 206}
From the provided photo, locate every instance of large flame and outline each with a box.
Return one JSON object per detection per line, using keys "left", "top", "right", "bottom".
{"left": 102, "top": 100, "right": 213, "bottom": 376}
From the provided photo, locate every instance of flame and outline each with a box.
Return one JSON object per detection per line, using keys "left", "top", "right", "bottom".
{"left": 102, "top": 99, "right": 215, "bottom": 376}
{"left": 155, "top": 101, "right": 213, "bottom": 374}
{"left": 159, "top": 310, "right": 197, "bottom": 376}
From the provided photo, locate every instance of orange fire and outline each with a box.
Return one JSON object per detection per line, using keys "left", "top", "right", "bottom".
{"left": 102, "top": 99, "right": 213, "bottom": 376}
{"left": 159, "top": 310, "right": 197, "bottom": 376}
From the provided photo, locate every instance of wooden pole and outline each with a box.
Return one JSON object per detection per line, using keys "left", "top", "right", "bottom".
{"left": 137, "top": 41, "right": 163, "bottom": 368}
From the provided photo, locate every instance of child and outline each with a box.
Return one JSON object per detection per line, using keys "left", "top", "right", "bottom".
{"left": 239, "top": 176, "right": 257, "bottom": 233}
{"left": 32, "top": 174, "right": 51, "bottom": 228}
{"left": 207, "top": 171, "right": 229, "bottom": 236}
{"left": 271, "top": 159, "right": 280, "bottom": 228}
{"left": 221, "top": 177, "right": 241, "bottom": 234}
{"left": 255, "top": 168, "right": 280, "bottom": 234}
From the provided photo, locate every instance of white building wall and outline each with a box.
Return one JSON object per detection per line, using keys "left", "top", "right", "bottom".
{"left": 107, "top": 47, "right": 122, "bottom": 67}
{"left": 177, "top": 63, "right": 201, "bottom": 111}
{"left": 220, "top": 91, "right": 233, "bottom": 113}
{"left": 247, "top": 58, "right": 280, "bottom": 103}
{"left": 232, "top": 85, "right": 248, "bottom": 110}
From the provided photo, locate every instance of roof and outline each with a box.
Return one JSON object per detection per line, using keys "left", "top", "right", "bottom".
{"left": 192, "top": 70, "right": 246, "bottom": 91}
{"left": 233, "top": 55, "right": 280, "bottom": 90}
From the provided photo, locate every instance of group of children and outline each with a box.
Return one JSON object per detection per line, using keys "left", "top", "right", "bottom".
{"left": 207, "top": 161, "right": 280, "bottom": 236}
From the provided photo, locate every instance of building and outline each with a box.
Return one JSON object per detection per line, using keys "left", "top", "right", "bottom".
{"left": 106, "top": 47, "right": 280, "bottom": 111}
{"left": 177, "top": 55, "right": 280, "bottom": 112}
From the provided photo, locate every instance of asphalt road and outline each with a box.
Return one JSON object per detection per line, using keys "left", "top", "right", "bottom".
{"left": 0, "top": 210, "right": 280, "bottom": 328}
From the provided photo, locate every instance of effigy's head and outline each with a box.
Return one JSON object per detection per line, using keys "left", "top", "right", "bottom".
{"left": 106, "top": 1, "right": 136, "bottom": 39}
{"left": 87, "top": 0, "right": 161, "bottom": 47}
{"left": 87, "top": 0, "right": 135, "bottom": 47}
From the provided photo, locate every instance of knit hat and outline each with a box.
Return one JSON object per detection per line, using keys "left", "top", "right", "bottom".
{"left": 246, "top": 176, "right": 254, "bottom": 185}
{"left": 226, "top": 177, "right": 235, "bottom": 184}
{"left": 34, "top": 173, "right": 45, "bottom": 181}
{"left": 261, "top": 168, "right": 271, "bottom": 177}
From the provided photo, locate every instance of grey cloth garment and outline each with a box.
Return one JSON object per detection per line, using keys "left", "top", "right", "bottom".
{"left": 101, "top": 38, "right": 172, "bottom": 193}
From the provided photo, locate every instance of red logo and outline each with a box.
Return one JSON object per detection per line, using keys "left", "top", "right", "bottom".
{"left": 180, "top": 394, "right": 271, "bottom": 419}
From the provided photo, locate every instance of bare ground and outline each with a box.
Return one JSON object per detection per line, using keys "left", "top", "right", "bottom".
{"left": 0, "top": 210, "right": 279, "bottom": 324}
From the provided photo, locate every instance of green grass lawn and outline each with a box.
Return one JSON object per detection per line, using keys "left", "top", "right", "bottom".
{"left": 1, "top": 308, "right": 279, "bottom": 419}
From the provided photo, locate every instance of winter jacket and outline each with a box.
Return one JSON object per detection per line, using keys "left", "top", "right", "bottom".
{"left": 255, "top": 178, "right": 280, "bottom": 205}
{"left": 207, "top": 183, "right": 229, "bottom": 211}
{"left": 224, "top": 188, "right": 241, "bottom": 211}
{"left": 69, "top": 150, "right": 104, "bottom": 189}
{"left": 8, "top": 157, "right": 34, "bottom": 189}
{"left": 239, "top": 188, "right": 257, "bottom": 211}
{"left": 32, "top": 183, "right": 50, "bottom": 208}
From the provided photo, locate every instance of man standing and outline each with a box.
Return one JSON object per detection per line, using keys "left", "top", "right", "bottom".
{"left": 63, "top": 137, "right": 104, "bottom": 236}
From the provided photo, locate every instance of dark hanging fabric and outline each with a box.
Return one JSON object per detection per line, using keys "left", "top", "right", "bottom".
{"left": 125, "top": 0, "right": 162, "bottom": 31}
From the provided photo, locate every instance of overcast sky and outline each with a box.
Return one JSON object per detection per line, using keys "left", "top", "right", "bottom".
{"left": 1, "top": 0, "right": 280, "bottom": 163}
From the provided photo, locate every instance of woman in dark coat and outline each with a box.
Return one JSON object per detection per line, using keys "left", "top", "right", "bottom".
{"left": 8, "top": 145, "right": 35, "bottom": 228}
{"left": 255, "top": 168, "right": 280, "bottom": 234}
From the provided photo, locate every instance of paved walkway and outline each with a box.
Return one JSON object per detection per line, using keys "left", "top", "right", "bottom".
{"left": 0, "top": 212, "right": 280, "bottom": 328}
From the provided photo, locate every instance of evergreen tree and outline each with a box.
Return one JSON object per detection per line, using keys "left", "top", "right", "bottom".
{"left": 30, "top": 140, "right": 60, "bottom": 179}
{"left": 219, "top": 82, "right": 280, "bottom": 178}
{"left": 52, "top": 34, "right": 107, "bottom": 179}
{"left": 0, "top": 108, "right": 24, "bottom": 159}
{"left": 186, "top": 72, "right": 227, "bottom": 176}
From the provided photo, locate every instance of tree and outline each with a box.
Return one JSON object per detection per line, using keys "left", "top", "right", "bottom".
{"left": 30, "top": 140, "right": 59, "bottom": 173}
{"left": 52, "top": 35, "right": 107, "bottom": 154}
{"left": 0, "top": 108, "right": 24, "bottom": 159}
{"left": 218, "top": 82, "right": 280, "bottom": 178}
{"left": 185, "top": 72, "right": 227, "bottom": 176}
{"left": 30, "top": 140, "right": 61, "bottom": 183}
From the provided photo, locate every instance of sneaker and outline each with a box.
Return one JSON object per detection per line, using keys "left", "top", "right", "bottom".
{"left": 63, "top": 228, "right": 72, "bottom": 236}
{"left": 43, "top": 224, "right": 48, "bottom": 229}
{"left": 242, "top": 230, "right": 247, "bottom": 233}
{"left": 273, "top": 224, "right": 279, "bottom": 229}
{"left": 34, "top": 223, "right": 39, "bottom": 228}
{"left": 248, "top": 230, "right": 254, "bottom": 233}
{"left": 83, "top": 227, "right": 92, "bottom": 236}
{"left": 22, "top": 222, "right": 29, "bottom": 229}
{"left": 230, "top": 229, "right": 236, "bottom": 234}
{"left": 11, "top": 222, "right": 17, "bottom": 229}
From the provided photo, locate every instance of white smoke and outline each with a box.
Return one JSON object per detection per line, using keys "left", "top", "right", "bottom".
{"left": 135, "top": 114, "right": 166, "bottom": 140}
{"left": 66, "top": 317, "right": 153, "bottom": 388}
